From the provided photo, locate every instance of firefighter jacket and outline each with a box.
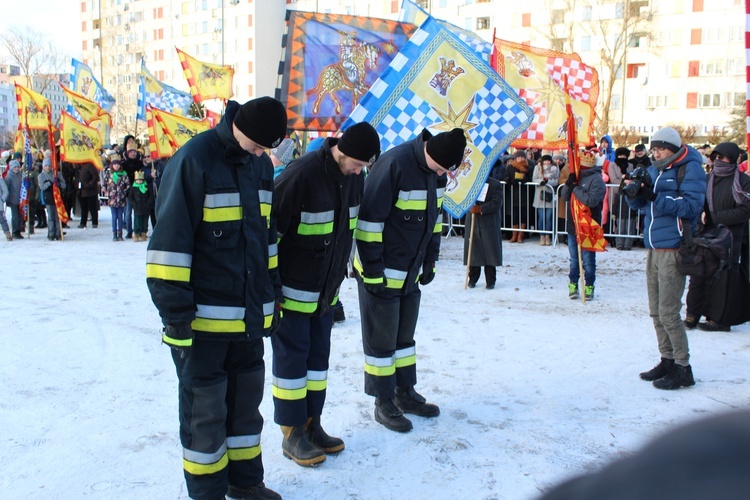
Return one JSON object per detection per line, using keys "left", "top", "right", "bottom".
{"left": 354, "top": 129, "right": 445, "bottom": 295}
{"left": 146, "top": 100, "right": 281, "bottom": 341}
{"left": 273, "top": 138, "right": 363, "bottom": 316}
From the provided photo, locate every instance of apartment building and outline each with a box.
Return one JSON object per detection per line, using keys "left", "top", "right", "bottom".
{"left": 79, "top": 0, "right": 286, "bottom": 140}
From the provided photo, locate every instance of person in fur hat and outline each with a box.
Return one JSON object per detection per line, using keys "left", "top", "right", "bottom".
{"left": 127, "top": 170, "right": 154, "bottom": 241}
{"left": 502, "top": 151, "right": 534, "bottom": 242}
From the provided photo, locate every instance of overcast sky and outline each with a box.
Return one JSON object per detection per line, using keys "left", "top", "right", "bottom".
{"left": 2, "top": 1, "right": 82, "bottom": 65}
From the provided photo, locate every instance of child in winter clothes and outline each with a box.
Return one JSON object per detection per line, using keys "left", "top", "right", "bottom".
{"left": 106, "top": 159, "right": 131, "bottom": 241}
{"left": 0, "top": 175, "right": 11, "bottom": 240}
{"left": 37, "top": 158, "right": 67, "bottom": 240}
{"left": 127, "top": 170, "right": 154, "bottom": 241}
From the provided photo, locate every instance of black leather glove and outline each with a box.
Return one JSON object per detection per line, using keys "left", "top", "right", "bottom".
{"left": 420, "top": 262, "right": 435, "bottom": 286}
{"left": 362, "top": 272, "right": 386, "bottom": 294}
{"left": 163, "top": 322, "right": 193, "bottom": 359}
{"left": 268, "top": 299, "right": 284, "bottom": 336}
{"left": 640, "top": 183, "right": 657, "bottom": 202}
{"left": 539, "top": 178, "right": 548, "bottom": 186}
{"left": 565, "top": 173, "right": 577, "bottom": 187}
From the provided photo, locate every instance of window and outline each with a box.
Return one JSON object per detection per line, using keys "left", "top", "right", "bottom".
{"left": 647, "top": 95, "right": 668, "bottom": 108}
{"left": 581, "top": 6, "right": 592, "bottom": 21}
{"left": 522, "top": 13, "right": 531, "bottom": 27}
{"left": 729, "top": 26, "right": 743, "bottom": 43}
{"left": 629, "top": 32, "right": 648, "bottom": 47}
{"left": 701, "top": 28, "right": 725, "bottom": 43}
{"left": 698, "top": 93, "right": 721, "bottom": 108}
{"left": 476, "top": 17, "right": 490, "bottom": 30}
{"left": 726, "top": 92, "right": 744, "bottom": 108}
{"left": 626, "top": 63, "right": 645, "bottom": 79}
{"left": 688, "top": 60, "right": 699, "bottom": 76}
{"left": 579, "top": 36, "right": 591, "bottom": 51}
{"left": 690, "top": 29, "right": 701, "bottom": 44}
{"left": 550, "top": 38, "right": 565, "bottom": 51}
{"left": 692, "top": 0, "right": 703, "bottom": 11}
{"left": 615, "top": 3, "right": 624, "bottom": 19}
{"left": 629, "top": 0, "right": 648, "bottom": 17}
{"left": 610, "top": 94, "right": 621, "bottom": 110}
{"left": 728, "top": 58, "right": 745, "bottom": 75}
{"left": 700, "top": 59, "right": 724, "bottom": 76}
{"left": 551, "top": 9, "right": 564, "bottom": 24}
{"left": 464, "top": 18, "right": 472, "bottom": 30}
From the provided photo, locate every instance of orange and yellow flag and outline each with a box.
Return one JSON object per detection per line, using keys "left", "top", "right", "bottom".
{"left": 60, "top": 112, "right": 103, "bottom": 170}
{"left": 61, "top": 85, "right": 111, "bottom": 126}
{"left": 146, "top": 105, "right": 176, "bottom": 159}
{"left": 15, "top": 83, "right": 51, "bottom": 131}
{"left": 176, "top": 47, "right": 234, "bottom": 102}
{"left": 151, "top": 106, "right": 211, "bottom": 150}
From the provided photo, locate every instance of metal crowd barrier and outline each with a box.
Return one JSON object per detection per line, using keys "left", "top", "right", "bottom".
{"left": 444, "top": 181, "right": 644, "bottom": 248}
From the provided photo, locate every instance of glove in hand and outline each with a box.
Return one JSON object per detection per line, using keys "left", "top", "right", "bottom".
{"left": 539, "top": 179, "right": 548, "bottom": 186}
{"left": 640, "top": 183, "right": 657, "bottom": 202}
{"left": 419, "top": 262, "right": 435, "bottom": 286}
{"left": 469, "top": 205, "right": 481, "bottom": 214}
{"left": 565, "top": 173, "right": 577, "bottom": 187}
{"left": 363, "top": 272, "right": 386, "bottom": 294}
{"left": 268, "top": 299, "right": 284, "bottom": 336}
{"left": 163, "top": 322, "right": 193, "bottom": 359}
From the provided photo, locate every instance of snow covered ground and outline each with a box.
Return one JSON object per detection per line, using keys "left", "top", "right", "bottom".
{"left": 2, "top": 209, "right": 749, "bottom": 499}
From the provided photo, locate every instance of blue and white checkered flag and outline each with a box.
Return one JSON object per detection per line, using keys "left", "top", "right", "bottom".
{"left": 137, "top": 60, "right": 193, "bottom": 121}
{"left": 343, "top": 17, "right": 532, "bottom": 217}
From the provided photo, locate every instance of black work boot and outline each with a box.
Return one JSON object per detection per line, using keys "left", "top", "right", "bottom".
{"left": 227, "top": 482, "right": 282, "bottom": 500}
{"left": 639, "top": 358, "right": 675, "bottom": 381}
{"left": 305, "top": 417, "right": 345, "bottom": 454}
{"left": 280, "top": 425, "right": 326, "bottom": 467}
{"left": 374, "top": 397, "right": 413, "bottom": 432}
{"left": 653, "top": 364, "right": 695, "bottom": 390}
{"left": 395, "top": 386, "right": 440, "bottom": 417}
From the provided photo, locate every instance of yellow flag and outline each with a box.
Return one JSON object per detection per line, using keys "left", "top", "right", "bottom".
{"left": 151, "top": 106, "right": 210, "bottom": 150}
{"left": 14, "top": 128, "right": 24, "bottom": 152}
{"left": 60, "top": 112, "right": 103, "bottom": 170}
{"left": 147, "top": 105, "right": 176, "bottom": 159}
{"left": 15, "top": 83, "right": 51, "bottom": 131}
{"left": 176, "top": 47, "right": 234, "bottom": 101}
{"left": 88, "top": 113, "right": 112, "bottom": 148}
{"left": 62, "top": 85, "right": 110, "bottom": 126}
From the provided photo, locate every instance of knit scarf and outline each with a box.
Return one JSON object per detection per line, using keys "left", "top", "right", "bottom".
{"left": 111, "top": 170, "right": 126, "bottom": 184}
{"left": 707, "top": 160, "right": 750, "bottom": 212}
{"left": 651, "top": 146, "right": 686, "bottom": 172}
{"left": 133, "top": 181, "right": 147, "bottom": 194}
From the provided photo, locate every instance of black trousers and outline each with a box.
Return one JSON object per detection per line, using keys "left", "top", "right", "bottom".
{"left": 468, "top": 266, "right": 496, "bottom": 286}
{"left": 172, "top": 338, "right": 266, "bottom": 500}
{"left": 78, "top": 195, "right": 99, "bottom": 226}
{"left": 357, "top": 283, "right": 421, "bottom": 399}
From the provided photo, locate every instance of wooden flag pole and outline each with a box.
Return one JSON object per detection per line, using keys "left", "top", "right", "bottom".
{"left": 464, "top": 213, "right": 476, "bottom": 289}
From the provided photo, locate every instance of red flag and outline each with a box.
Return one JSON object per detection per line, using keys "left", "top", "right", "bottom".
{"left": 53, "top": 184, "right": 70, "bottom": 225}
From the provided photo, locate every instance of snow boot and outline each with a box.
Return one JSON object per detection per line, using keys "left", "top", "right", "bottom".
{"left": 395, "top": 386, "right": 440, "bottom": 417}
{"left": 653, "top": 364, "right": 695, "bottom": 390}
{"left": 697, "top": 320, "right": 730, "bottom": 332}
{"left": 374, "top": 397, "right": 413, "bottom": 433}
{"left": 305, "top": 417, "right": 345, "bottom": 454}
{"left": 684, "top": 314, "right": 699, "bottom": 330}
{"left": 568, "top": 283, "right": 579, "bottom": 300}
{"left": 280, "top": 425, "right": 326, "bottom": 467}
{"left": 227, "top": 482, "right": 282, "bottom": 500}
{"left": 584, "top": 284, "right": 595, "bottom": 300}
{"left": 117, "top": 231, "right": 124, "bottom": 241}
{"left": 113, "top": 231, "right": 118, "bottom": 241}
{"left": 517, "top": 224, "right": 526, "bottom": 243}
{"left": 332, "top": 305, "right": 345, "bottom": 323}
{"left": 639, "top": 358, "right": 675, "bottom": 381}
{"left": 141, "top": 232, "right": 148, "bottom": 241}
{"left": 4, "top": 231, "right": 11, "bottom": 241}
{"left": 509, "top": 225, "right": 519, "bottom": 243}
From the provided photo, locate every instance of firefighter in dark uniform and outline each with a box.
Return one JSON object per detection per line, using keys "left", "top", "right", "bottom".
{"left": 146, "top": 97, "right": 287, "bottom": 500}
{"left": 354, "top": 128, "right": 466, "bottom": 432}
{"left": 272, "top": 122, "right": 380, "bottom": 467}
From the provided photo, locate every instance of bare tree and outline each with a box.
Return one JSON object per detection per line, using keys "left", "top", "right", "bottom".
{"left": 726, "top": 107, "right": 746, "bottom": 148}
{"left": 538, "top": 0, "right": 581, "bottom": 53}
{"left": 0, "top": 26, "right": 67, "bottom": 94}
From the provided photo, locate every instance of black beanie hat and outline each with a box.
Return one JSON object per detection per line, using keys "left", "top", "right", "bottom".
{"left": 615, "top": 147, "right": 631, "bottom": 157}
{"left": 634, "top": 144, "right": 646, "bottom": 152}
{"left": 338, "top": 122, "right": 381, "bottom": 163}
{"left": 540, "top": 154, "right": 553, "bottom": 163}
{"left": 711, "top": 142, "right": 741, "bottom": 164}
{"left": 233, "top": 97, "right": 288, "bottom": 149}
{"left": 427, "top": 128, "right": 467, "bottom": 171}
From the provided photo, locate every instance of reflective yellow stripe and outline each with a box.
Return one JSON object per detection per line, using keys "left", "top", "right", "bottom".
{"left": 146, "top": 263, "right": 191, "bottom": 282}
{"left": 298, "top": 221, "right": 334, "bottom": 236}
{"left": 433, "top": 222, "right": 442, "bottom": 233}
{"left": 395, "top": 354, "right": 416, "bottom": 368}
{"left": 396, "top": 199, "right": 427, "bottom": 210}
{"left": 263, "top": 313, "right": 273, "bottom": 329}
{"left": 365, "top": 362, "right": 396, "bottom": 376}
{"left": 259, "top": 203, "right": 271, "bottom": 218}
{"left": 272, "top": 385, "right": 307, "bottom": 400}
{"left": 203, "top": 206, "right": 242, "bottom": 222}
{"left": 268, "top": 254, "right": 278, "bottom": 269}
{"left": 191, "top": 318, "right": 245, "bottom": 333}
{"left": 162, "top": 334, "right": 192, "bottom": 347}
{"left": 349, "top": 217, "right": 358, "bottom": 231}
{"left": 355, "top": 229, "right": 382, "bottom": 242}
{"left": 361, "top": 274, "right": 383, "bottom": 285}
{"left": 385, "top": 278, "right": 405, "bottom": 289}
{"left": 437, "top": 197, "right": 444, "bottom": 208}
{"left": 282, "top": 299, "right": 318, "bottom": 314}
{"left": 227, "top": 446, "right": 261, "bottom": 461}
{"left": 183, "top": 453, "right": 228, "bottom": 476}
{"left": 307, "top": 379, "right": 327, "bottom": 391}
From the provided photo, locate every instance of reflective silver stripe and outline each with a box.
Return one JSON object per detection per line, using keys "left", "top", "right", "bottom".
{"left": 300, "top": 210, "right": 334, "bottom": 224}
{"left": 263, "top": 301, "right": 275, "bottom": 316}
{"left": 273, "top": 376, "right": 307, "bottom": 390}
{"left": 436, "top": 187, "right": 445, "bottom": 197}
{"left": 226, "top": 435, "right": 261, "bottom": 449}
{"left": 196, "top": 304, "right": 245, "bottom": 320}
{"left": 282, "top": 286, "right": 320, "bottom": 302}
{"left": 184, "top": 442, "right": 227, "bottom": 464}
{"left": 349, "top": 205, "right": 360, "bottom": 218}
{"left": 365, "top": 354, "right": 394, "bottom": 367}
{"left": 384, "top": 268, "right": 408, "bottom": 280}
{"left": 307, "top": 370, "right": 327, "bottom": 381}
{"left": 357, "top": 219, "right": 384, "bottom": 232}
{"left": 204, "top": 193, "right": 240, "bottom": 208}
{"left": 258, "top": 190, "right": 272, "bottom": 204}
{"left": 147, "top": 250, "right": 192, "bottom": 267}
{"left": 268, "top": 243, "right": 278, "bottom": 256}
{"left": 277, "top": 231, "right": 284, "bottom": 239}
{"left": 398, "top": 189, "right": 428, "bottom": 201}
{"left": 395, "top": 346, "right": 416, "bottom": 359}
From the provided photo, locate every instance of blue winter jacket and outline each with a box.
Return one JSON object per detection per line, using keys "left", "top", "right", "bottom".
{"left": 626, "top": 146, "right": 706, "bottom": 249}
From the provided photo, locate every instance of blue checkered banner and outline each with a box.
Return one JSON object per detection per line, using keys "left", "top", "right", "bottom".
{"left": 343, "top": 16, "right": 532, "bottom": 218}
{"left": 137, "top": 60, "right": 193, "bottom": 121}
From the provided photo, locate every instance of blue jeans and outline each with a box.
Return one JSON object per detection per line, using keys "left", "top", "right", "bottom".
{"left": 125, "top": 198, "right": 133, "bottom": 235}
{"left": 110, "top": 206, "right": 125, "bottom": 233}
{"left": 536, "top": 207, "right": 553, "bottom": 232}
{"left": 568, "top": 238, "right": 596, "bottom": 285}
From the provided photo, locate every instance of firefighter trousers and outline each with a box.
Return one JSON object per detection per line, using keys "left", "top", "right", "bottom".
{"left": 357, "top": 282, "right": 421, "bottom": 399}
{"left": 271, "top": 310, "right": 334, "bottom": 426}
{"left": 172, "top": 338, "right": 266, "bottom": 500}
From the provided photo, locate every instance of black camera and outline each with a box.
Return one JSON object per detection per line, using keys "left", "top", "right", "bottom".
{"left": 621, "top": 166, "right": 651, "bottom": 198}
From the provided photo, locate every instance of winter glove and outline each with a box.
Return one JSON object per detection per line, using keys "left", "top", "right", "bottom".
{"left": 539, "top": 178, "right": 548, "bottom": 186}
{"left": 469, "top": 205, "right": 481, "bottom": 214}
{"left": 163, "top": 322, "right": 193, "bottom": 359}
{"left": 268, "top": 298, "right": 284, "bottom": 336}
{"left": 362, "top": 271, "right": 387, "bottom": 295}
{"left": 565, "top": 173, "right": 577, "bottom": 188}
{"left": 640, "top": 183, "right": 657, "bottom": 202}
{"left": 419, "top": 262, "right": 436, "bottom": 286}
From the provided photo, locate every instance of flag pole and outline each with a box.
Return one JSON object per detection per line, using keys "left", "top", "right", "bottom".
{"left": 46, "top": 106, "right": 65, "bottom": 242}
{"left": 563, "top": 75, "right": 585, "bottom": 303}
{"left": 464, "top": 213, "right": 476, "bottom": 289}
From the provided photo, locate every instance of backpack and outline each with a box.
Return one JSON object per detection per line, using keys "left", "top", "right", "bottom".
{"left": 676, "top": 224, "right": 733, "bottom": 279}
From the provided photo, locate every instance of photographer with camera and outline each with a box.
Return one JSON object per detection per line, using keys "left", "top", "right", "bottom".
{"left": 624, "top": 127, "right": 706, "bottom": 390}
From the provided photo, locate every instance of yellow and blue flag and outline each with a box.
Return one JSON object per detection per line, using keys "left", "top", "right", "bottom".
{"left": 71, "top": 58, "right": 116, "bottom": 112}
{"left": 343, "top": 17, "right": 532, "bottom": 217}
{"left": 137, "top": 59, "right": 193, "bottom": 120}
